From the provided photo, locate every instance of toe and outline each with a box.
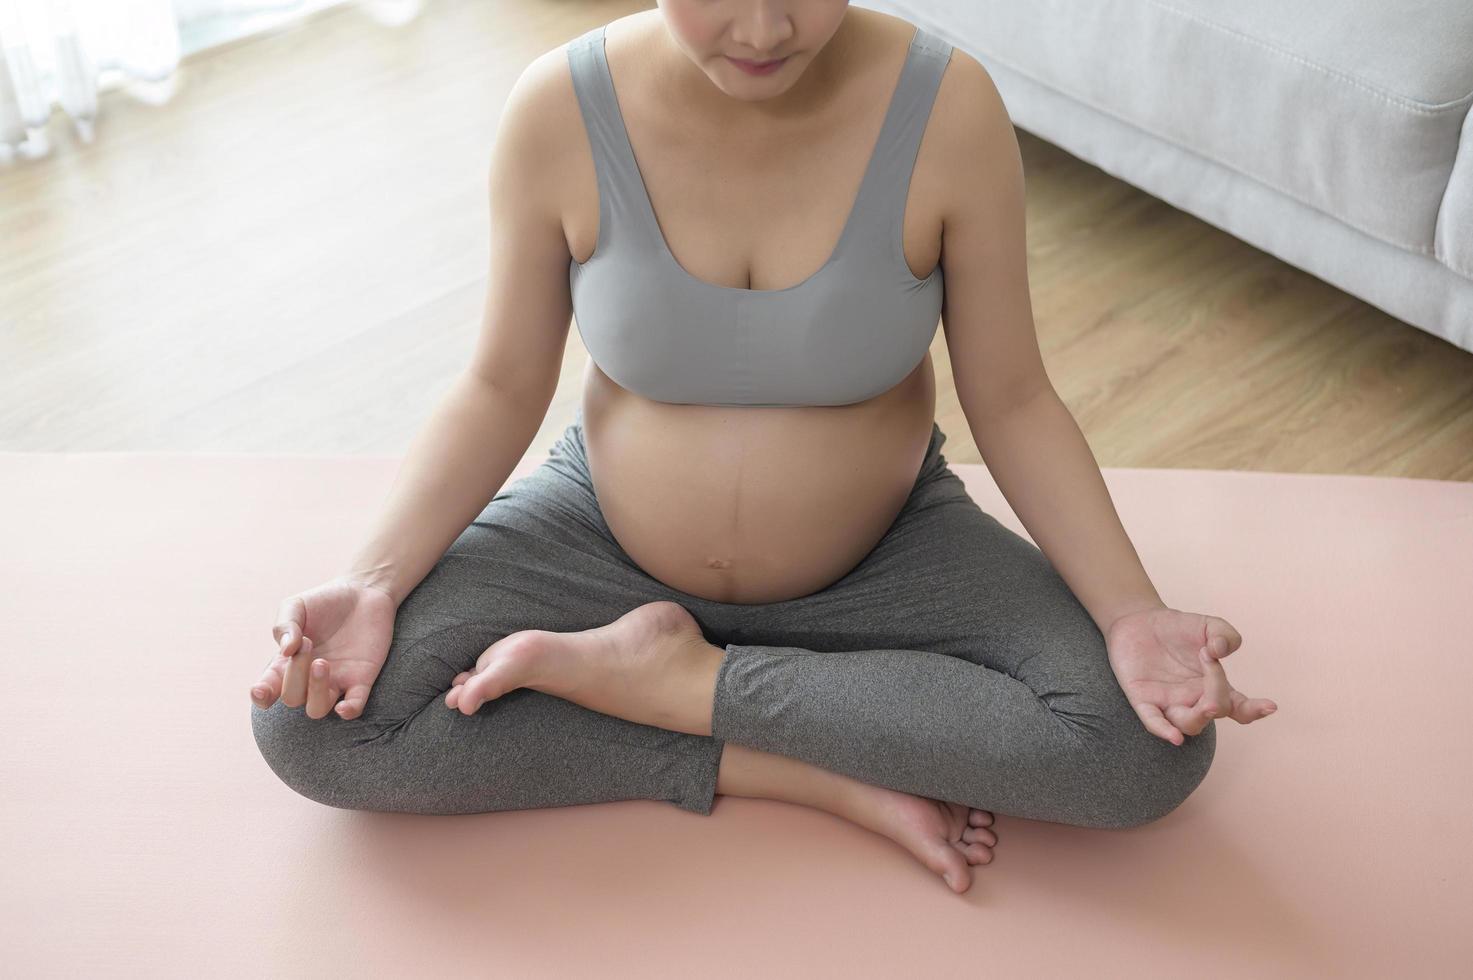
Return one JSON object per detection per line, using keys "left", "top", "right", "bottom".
{"left": 962, "top": 826, "right": 997, "bottom": 846}
{"left": 960, "top": 842, "right": 993, "bottom": 865}
{"left": 930, "top": 848, "right": 970, "bottom": 893}
{"left": 460, "top": 667, "right": 504, "bottom": 713}
{"left": 951, "top": 836, "right": 994, "bottom": 863}
{"left": 459, "top": 678, "right": 492, "bottom": 714}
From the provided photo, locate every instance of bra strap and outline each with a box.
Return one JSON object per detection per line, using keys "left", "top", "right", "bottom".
{"left": 566, "top": 25, "right": 664, "bottom": 253}
{"left": 844, "top": 27, "right": 954, "bottom": 256}
{"left": 568, "top": 23, "right": 954, "bottom": 260}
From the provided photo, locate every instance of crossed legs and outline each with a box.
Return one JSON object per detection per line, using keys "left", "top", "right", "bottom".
{"left": 252, "top": 422, "right": 1213, "bottom": 871}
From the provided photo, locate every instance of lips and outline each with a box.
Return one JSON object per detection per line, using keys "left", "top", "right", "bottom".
{"left": 728, "top": 54, "right": 788, "bottom": 75}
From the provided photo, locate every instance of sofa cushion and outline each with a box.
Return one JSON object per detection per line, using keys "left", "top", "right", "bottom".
{"left": 858, "top": 0, "right": 1473, "bottom": 263}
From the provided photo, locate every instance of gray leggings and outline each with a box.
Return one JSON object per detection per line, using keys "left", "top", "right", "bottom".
{"left": 251, "top": 417, "right": 1215, "bottom": 829}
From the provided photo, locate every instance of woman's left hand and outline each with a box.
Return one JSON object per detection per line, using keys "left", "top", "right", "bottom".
{"left": 1105, "top": 607, "right": 1278, "bottom": 746}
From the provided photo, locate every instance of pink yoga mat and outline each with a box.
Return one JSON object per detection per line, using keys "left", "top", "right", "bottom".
{"left": 2, "top": 452, "right": 1469, "bottom": 977}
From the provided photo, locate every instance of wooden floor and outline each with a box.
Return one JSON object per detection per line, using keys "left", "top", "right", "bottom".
{"left": 2, "top": 0, "right": 1469, "bottom": 479}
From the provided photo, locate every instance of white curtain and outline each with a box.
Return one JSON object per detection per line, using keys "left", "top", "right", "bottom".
{"left": 0, "top": 0, "right": 182, "bottom": 155}
{"left": 0, "top": 0, "right": 394, "bottom": 159}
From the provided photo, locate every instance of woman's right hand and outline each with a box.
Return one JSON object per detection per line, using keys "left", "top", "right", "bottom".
{"left": 250, "top": 576, "right": 399, "bottom": 720}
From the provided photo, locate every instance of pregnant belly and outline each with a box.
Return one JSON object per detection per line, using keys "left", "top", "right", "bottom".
{"left": 580, "top": 358, "right": 938, "bottom": 604}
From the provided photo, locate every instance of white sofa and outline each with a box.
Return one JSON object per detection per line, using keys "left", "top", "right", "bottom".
{"left": 855, "top": 0, "right": 1473, "bottom": 355}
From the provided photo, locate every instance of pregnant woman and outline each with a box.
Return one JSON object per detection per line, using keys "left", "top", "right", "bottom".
{"left": 250, "top": 1, "right": 1277, "bottom": 895}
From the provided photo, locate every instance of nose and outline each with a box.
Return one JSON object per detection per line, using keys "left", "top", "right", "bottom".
{"left": 729, "top": 7, "right": 794, "bottom": 55}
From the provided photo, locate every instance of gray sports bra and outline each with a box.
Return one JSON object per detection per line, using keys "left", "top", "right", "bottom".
{"left": 567, "top": 23, "right": 952, "bottom": 407}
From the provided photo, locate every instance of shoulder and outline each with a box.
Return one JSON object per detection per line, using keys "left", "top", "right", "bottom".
{"left": 853, "top": 10, "right": 1014, "bottom": 160}
{"left": 922, "top": 40, "right": 1022, "bottom": 219}
{"left": 498, "top": 13, "right": 654, "bottom": 172}
{"left": 483, "top": 32, "right": 607, "bottom": 222}
{"left": 929, "top": 41, "right": 1014, "bottom": 161}
{"left": 495, "top": 37, "right": 586, "bottom": 161}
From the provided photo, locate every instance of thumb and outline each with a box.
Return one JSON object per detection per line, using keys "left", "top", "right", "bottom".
{"left": 336, "top": 683, "right": 372, "bottom": 720}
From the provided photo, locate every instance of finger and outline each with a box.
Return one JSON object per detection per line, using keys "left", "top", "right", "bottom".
{"left": 1230, "top": 692, "right": 1278, "bottom": 723}
{"left": 336, "top": 684, "right": 372, "bottom": 720}
{"left": 1165, "top": 702, "right": 1209, "bottom": 737}
{"left": 305, "top": 658, "right": 338, "bottom": 720}
{"left": 282, "top": 636, "right": 313, "bottom": 707}
{"left": 1198, "top": 645, "right": 1233, "bottom": 720}
{"left": 1131, "top": 701, "right": 1185, "bottom": 746}
{"left": 274, "top": 595, "right": 308, "bottom": 657}
{"left": 1206, "top": 617, "right": 1243, "bottom": 659}
{"left": 251, "top": 659, "right": 285, "bottom": 707}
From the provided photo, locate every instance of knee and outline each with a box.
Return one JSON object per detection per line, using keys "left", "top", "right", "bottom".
{"left": 1040, "top": 628, "right": 1218, "bottom": 830}
{"left": 1094, "top": 717, "right": 1217, "bottom": 830}
{"left": 250, "top": 700, "right": 371, "bottom": 810}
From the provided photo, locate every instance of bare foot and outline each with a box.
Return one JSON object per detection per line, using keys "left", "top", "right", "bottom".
{"left": 444, "top": 604, "right": 999, "bottom": 893}
{"left": 444, "top": 601, "right": 718, "bottom": 733}
{"left": 832, "top": 781, "right": 998, "bottom": 894}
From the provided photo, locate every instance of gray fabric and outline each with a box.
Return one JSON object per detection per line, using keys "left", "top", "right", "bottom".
{"left": 252, "top": 416, "right": 1215, "bottom": 828}
{"left": 565, "top": 24, "right": 949, "bottom": 407}
{"left": 854, "top": 0, "right": 1473, "bottom": 353}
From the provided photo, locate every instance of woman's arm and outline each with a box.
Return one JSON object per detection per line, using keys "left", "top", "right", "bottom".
{"left": 345, "top": 377, "right": 550, "bottom": 607}
{"left": 967, "top": 390, "right": 1166, "bottom": 635}
{"left": 934, "top": 55, "right": 1277, "bottom": 739}
{"left": 932, "top": 52, "right": 1164, "bottom": 636}
{"left": 346, "top": 50, "right": 578, "bottom": 607}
